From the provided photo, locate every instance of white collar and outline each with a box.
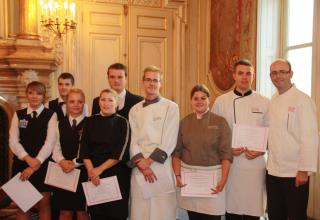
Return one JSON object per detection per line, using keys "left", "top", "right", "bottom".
{"left": 118, "top": 89, "right": 126, "bottom": 99}
{"left": 27, "top": 104, "right": 44, "bottom": 117}
{"left": 195, "top": 108, "right": 210, "bottom": 119}
{"left": 68, "top": 114, "right": 85, "bottom": 126}
{"left": 58, "top": 96, "right": 65, "bottom": 104}
{"left": 275, "top": 84, "right": 295, "bottom": 97}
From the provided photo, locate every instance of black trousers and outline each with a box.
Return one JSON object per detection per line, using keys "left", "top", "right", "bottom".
{"left": 225, "top": 213, "right": 260, "bottom": 220}
{"left": 187, "top": 210, "right": 221, "bottom": 220}
{"left": 266, "top": 173, "right": 309, "bottom": 220}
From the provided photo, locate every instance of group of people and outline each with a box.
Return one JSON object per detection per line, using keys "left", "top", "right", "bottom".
{"left": 7, "top": 59, "right": 318, "bottom": 220}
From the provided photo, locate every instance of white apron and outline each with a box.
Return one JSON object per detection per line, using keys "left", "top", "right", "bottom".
{"left": 226, "top": 154, "right": 266, "bottom": 216}
{"left": 130, "top": 157, "right": 177, "bottom": 220}
{"left": 177, "top": 162, "right": 226, "bottom": 216}
{"left": 212, "top": 91, "right": 269, "bottom": 216}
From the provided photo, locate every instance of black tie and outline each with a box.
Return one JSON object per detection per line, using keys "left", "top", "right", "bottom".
{"left": 59, "top": 102, "right": 65, "bottom": 106}
{"left": 32, "top": 111, "right": 37, "bottom": 119}
{"left": 72, "top": 119, "right": 77, "bottom": 130}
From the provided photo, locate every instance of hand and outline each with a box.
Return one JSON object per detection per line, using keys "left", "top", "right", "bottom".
{"left": 295, "top": 171, "right": 308, "bottom": 187}
{"left": 244, "top": 148, "right": 263, "bottom": 160}
{"left": 20, "top": 167, "right": 35, "bottom": 181}
{"left": 25, "top": 156, "right": 41, "bottom": 171}
{"left": 136, "top": 158, "right": 152, "bottom": 170}
{"left": 232, "top": 147, "right": 244, "bottom": 156}
{"left": 88, "top": 167, "right": 103, "bottom": 180}
{"left": 142, "top": 167, "right": 157, "bottom": 183}
{"left": 88, "top": 166, "right": 104, "bottom": 186}
{"left": 59, "top": 160, "right": 75, "bottom": 173}
{"left": 175, "top": 175, "right": 186, "bottom": 188}
{"left": 91, "top": 176, "right": 100, "bottom": 186}
{"left": 211, "top": 179, "right": 226, "bottom": 194}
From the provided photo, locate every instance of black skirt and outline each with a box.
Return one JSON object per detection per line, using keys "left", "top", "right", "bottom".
{"left": 12, "top": 158, "right": 51, "bottom": 192}
{"left": 52, "top": 166, "right": 88, "bottom": 211}
{"left": 87, "top": 163, "right": 130, "bottom": 218}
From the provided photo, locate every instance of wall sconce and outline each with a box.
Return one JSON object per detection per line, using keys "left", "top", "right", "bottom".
{"left": 39, "top": 0, "right": 76, "bottom": 38}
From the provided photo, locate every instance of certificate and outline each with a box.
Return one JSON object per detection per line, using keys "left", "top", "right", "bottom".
{"left": 82, "top": 176, "right": 122, "bottom": 206}
{"left": 1, "top": 173, "right": 43, "bottom": 212}
{"left": 232, "top": 124, "right": 268, "bottom": 152}
{"left": 44, "top": 161, "right": 80, "bottom": 192}
{"left": 181, "top": 167, "right": 218, "bottom": 198}
{"left": 135, "top": 170, "right": 175, "bottom": 199}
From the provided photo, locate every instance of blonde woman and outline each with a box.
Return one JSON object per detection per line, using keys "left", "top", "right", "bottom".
{"left": 79, "top": 89, "right": 130, "bottom": 220}
{"left": 52, "top": 88, "right": 88, "bottom": 220}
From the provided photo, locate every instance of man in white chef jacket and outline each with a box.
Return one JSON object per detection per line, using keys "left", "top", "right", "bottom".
{"left": 212, "top": 59, "right": 269, "bottom": 220}
{"left": 128, "top": 65, "right": 179, "bottom": 220}
{"left": 266, "top": 59, "right": 318, "bottom": 220}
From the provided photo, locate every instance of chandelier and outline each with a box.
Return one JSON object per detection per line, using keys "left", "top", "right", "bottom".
{"left": 39, "top": 0, "right": 76, "bottom": 38}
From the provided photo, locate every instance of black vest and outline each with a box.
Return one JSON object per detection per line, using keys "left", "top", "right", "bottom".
{"left": 59, "top": 117, "right": 86, "bottom": 160}
{"left": 48, "top": 98, "right": 65, "bottom": 121}
{"left": 16, "top": 108, "right": 54, "bottom": 157}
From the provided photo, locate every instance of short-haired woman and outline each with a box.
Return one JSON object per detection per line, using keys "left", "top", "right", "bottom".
{"left": 9, "top": 81, "right": 57, "bottom": 219}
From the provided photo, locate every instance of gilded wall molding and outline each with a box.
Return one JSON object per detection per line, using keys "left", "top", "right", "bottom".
{"left": 94, "top": 0, "right": 128, "bottom": 4}
{"left": 132, "top": 0, "right": 162, "bottom": 8}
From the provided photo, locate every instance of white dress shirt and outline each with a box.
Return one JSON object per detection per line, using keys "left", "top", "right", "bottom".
{"left": 117, "top": 89, "right": 126, "bottom": 110}
{"left": 52, "top": 114, "right": 85, "bottom": 167}
{"left": 267, "top": 85, "right": 318, "bottom": 177}
{"left": 9, "top": 104, "right": 58, "bottom": 163}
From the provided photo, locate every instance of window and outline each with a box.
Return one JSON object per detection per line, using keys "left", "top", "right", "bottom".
{"left": 257, "top": 0, "right": 317, "bottom": 97}
{"left": 285, "top": 0, "right": 314, "bottom": 95}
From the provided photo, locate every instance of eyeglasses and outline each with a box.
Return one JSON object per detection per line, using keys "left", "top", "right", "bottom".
{"left": 270, "top": 70, "right": 291, "bottom": 77}
{"left": 143, "top": 78, "right": 160, "bottom": 83}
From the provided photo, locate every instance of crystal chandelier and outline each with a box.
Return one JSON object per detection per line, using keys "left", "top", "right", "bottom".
{"left": 39, "top": 0, "right": 76, "bottom": 38}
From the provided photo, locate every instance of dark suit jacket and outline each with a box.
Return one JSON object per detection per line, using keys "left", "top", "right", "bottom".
{"left": 48, "top": 98, "right": 65, "bottom": 121}
{"left": 91, "top": 90, "right": 143, "bottom": 119}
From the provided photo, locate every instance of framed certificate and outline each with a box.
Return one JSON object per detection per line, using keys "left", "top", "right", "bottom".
{"left": 181, "top": 168, "right": 218, "bottom": 198}
{"left": 82, "top": 176, "right": 122, "bottom": 206}
{"left": 45, "top": 161, "right": 80, "bottom": 192}
{"left": 2, "top": 173, "right": 43, "bottom": 212}
{"left": 232, "top": 124, "right": 268, "bottom": 152}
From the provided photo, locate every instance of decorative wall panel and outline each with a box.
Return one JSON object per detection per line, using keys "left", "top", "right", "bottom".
{"left": 79, "top": 2, "right": 126, "bottom": 107}
{"left": 137, "top": 16, "right": 167, "bottom": 30}
{"left": 210, "top": 0, "right": 257, "bottom": 91}
{"left": 90, "top": 12, "right": 123, "bottom": 27}
{"left": 132, "top": 0, "right": 162, "bottom": 8}
{"left": 137, "top": 37, "right": 166, "bottom": 92}
{"left": 90, "top": 34, "right": 122, "bottom": 97}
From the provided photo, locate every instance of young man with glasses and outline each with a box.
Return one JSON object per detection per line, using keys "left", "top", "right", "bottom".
{"left": 91, "top": 63, "right": 143, "bottom": 119}
{"left": 266, "top": 59, "right": 318, "bottom": 220}
{"left": 212, "top": 59, "right": 269, "bottom": 220}
{"left": 127, "top": 65, "right": 179, "bottom": 220}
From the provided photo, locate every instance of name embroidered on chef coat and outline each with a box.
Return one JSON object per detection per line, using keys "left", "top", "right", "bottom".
{"left": 288, "top": 106, "right": 296, "bottom": 112}
{"left": 153, "top": 116, "right": 162, "bottom": 121}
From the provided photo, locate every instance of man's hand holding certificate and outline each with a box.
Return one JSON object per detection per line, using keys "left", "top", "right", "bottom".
{"left": 232, "top": 124, "right": 268, "bottom": 152}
